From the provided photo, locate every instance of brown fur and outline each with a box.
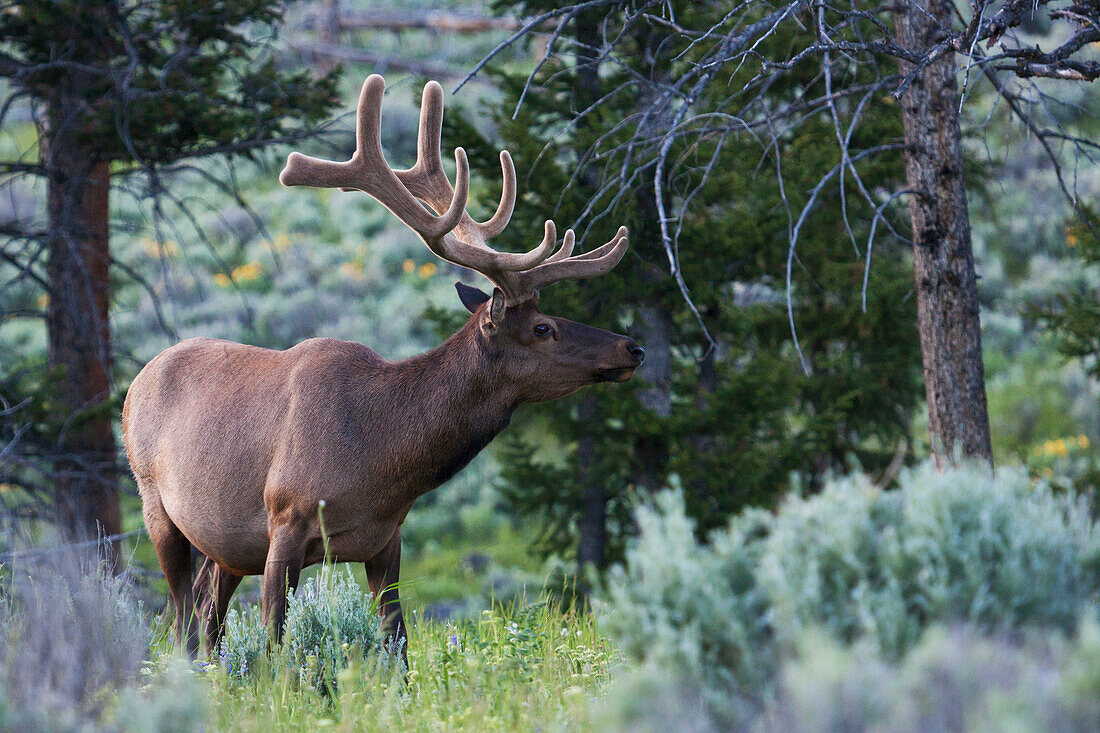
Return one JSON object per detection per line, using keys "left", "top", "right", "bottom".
{"left": 123, "top": 297, "right": 641, "bottom": 658}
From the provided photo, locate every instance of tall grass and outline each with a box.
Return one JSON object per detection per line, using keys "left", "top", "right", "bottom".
{"left": 202, "top": 598, "right": 612, "bottom": 732}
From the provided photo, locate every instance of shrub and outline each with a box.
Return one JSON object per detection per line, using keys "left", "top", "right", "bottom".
{"left": 761, "top": 618, "right": 1100, "bottom": 732}
{"left": 0, "top": 552, "right": 149, "bottom": 731}
{"left": 218, "top": 603, "right": 268, "bottom": 680}
{"left": 112, "top": 658, "right": 207, "bottom": 733}
{"left": 600, "top": 460, "right": 1100, "bottom": 727}
{"left": 218, "top": 564, "right": 386, "bottom": 692}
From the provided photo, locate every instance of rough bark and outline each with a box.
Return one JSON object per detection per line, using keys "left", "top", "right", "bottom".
{"left": 895, "top": 0, "right": 993, "bottom": 464}
{"left": 44, "top": 102, "right": 120, "bottom": 544}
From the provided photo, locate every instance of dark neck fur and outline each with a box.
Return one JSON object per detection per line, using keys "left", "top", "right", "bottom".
{"left": 389, "top": 315, "right": 515, "bottom": 489}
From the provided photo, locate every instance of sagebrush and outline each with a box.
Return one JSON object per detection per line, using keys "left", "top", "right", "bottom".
{"left": 601, "top": 460, "right": 1100, "bottom": 727}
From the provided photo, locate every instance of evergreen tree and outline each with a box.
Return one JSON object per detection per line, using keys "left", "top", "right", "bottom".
{"left": 456, "top": 1, "right": 923, "bottom": 569}
{"left": 0, "top": 0, "right": 338, "bottom": 541}
{"left": 1046, "top": 210, "right": 1100, "bottom": 380}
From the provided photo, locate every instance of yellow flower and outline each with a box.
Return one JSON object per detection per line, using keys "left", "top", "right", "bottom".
{"left": 1079, "top": 435, "right": 1090, "bottom": 449}
{"left": 418, "top": 262, "right": 437, "bottom": 279}
{"left": 402, "top": 259, "right": 416, "bottom": 274}
{"left": 230, "top": 261, "right": 263, "bottom": 282}
{"left": 339, "top": 261, "right": 364, "bottom": 280}
{"left": 213, "top": 273, "right": 231, "bottom": 287}
{"left": 1054, "top": 438, "right": 1068, "bottom": 457}
{"left": 141, "top": 238, "right": 179, "bottom": 258}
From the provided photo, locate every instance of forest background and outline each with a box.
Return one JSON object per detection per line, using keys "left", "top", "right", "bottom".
{"left": 0, "top": 0, "right": 1099, "bottom": 729}
{"left": 1, "top": 0, "right": 1098, "bottom": 614}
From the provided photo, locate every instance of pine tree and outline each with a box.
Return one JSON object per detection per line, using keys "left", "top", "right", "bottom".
{"left": 0, "top": 0, "right": 338, "bottom": 541}
{"left": 457, "top": 1, "right": 923, "bottom": 569}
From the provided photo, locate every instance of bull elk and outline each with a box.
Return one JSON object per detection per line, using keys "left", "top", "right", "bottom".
{"left": 122, "top": 75, "right": 642, "bottom": 660}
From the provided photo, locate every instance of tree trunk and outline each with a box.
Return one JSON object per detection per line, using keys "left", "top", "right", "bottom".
{"left": 632, "top": 302, "right": 672, "bottom": 492}
{"left": 574, "top": 10, "right": 608, "bottom": 577}
{"left": 575, "top": 394, "right": 605, "bottom": 573}
{"left": 44, "top": 103, "right": 120, "bottom": 545}
{"left": 629, "top": 20, "right": 673, "bottom": 494}
{"left": 895, "top": 0, "right": 993, "bottom": 464}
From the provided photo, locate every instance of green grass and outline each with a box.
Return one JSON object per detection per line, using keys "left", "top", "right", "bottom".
{"left": 133, "top": 599, "right": 614, "bottom": 732}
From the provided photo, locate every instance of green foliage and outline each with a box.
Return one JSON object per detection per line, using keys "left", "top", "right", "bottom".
{"left": 218, "top": 565, "right": 385, "bottom": 692}
{"left": 466, "top": 1, "right": 922, "bottom": 568}
{"left": 1044, "top": 210, "right": 1100, "bottom": 381}
{"left": 113, "top": 658, "right": 207, "bottom": 733}
{"left": 217, "top": 604, "right": 269, "bottom": 681}
{"left": 0, "top": 0, "right": 338, "bottom": 163}
{"left": 601, "top": 460, "right": 1100, "bottom": 727}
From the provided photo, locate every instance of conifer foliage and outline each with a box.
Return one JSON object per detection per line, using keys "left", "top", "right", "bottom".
{"left": 0, "top": 0, "right": 338, "bottom": 541}
{"left": 459, "top": 1, "right": 923, "bottom": 568}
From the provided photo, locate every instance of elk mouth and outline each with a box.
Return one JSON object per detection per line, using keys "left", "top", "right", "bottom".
{"left": 597, "top": 366, "right": 638, "bottom": 383}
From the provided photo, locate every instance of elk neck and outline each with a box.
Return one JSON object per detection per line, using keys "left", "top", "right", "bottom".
{"left": 382, "top": 315, "right": 517, "bottom": 487}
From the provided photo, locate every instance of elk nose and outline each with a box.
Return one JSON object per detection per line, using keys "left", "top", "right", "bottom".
{"left": 628, "top": 344, "right": 645, "bottom": 365}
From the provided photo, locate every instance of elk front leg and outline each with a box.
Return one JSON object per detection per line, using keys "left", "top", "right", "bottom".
{"left": 365, "top": 529, "right": 408, "bottom": 670}
{"left": 262, "top": 524, "right": 304, "bottom": 642}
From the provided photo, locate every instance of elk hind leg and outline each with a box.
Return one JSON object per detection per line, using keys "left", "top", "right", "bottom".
{"left": 143, "top": 489, "right": 199, "bottom": 657}
{"left": 194, "top": 557, "right": 243, "bottom": 656}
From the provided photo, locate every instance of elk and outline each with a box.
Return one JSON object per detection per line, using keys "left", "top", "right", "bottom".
{"left": 122, "top": 75, "right": 643, "bottom": 661}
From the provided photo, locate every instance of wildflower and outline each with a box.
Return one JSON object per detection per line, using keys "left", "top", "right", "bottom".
{"left": 339, "top": 261, "right": 365, "bottom": 280}
{"left": 230, "top": 261, "right": 263, "bottom": 282}
{"left": 1079, "top": 435, "right": 1090, "bottom": 449}
{"left": 214, "top": 272, "right": 231, "bottom": 287}
{"left": 418, "top": 262, "right": 437, "bottom": 279}
{"left": 449, "top": 634, "right": 458, "bottom": 647}
{"left": 141, "top": 237, "right": 179, "bottom": 258}
{"left": 402, "top": 258, "right": 416, "bottom": 274}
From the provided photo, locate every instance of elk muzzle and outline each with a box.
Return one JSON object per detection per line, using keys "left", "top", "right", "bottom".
{"left": 597, "top": 337, "right": 644, "bottom": 383}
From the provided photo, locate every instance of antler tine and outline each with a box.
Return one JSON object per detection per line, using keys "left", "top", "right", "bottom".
{"left": 393, "top": 81, "right": 548, "bottom": 273}
{"left": 280, "top": 75, "right": 468, "bottom": 244}
{"left": 521, "top": 226, "right": 630, "bottom": 293}
{"left": 476, "top": 151, "right": 517, "bottom": 239}
{"left": 397, "top": 82, "right": 516, "bottom": 241}
{"left": 544, "top": 228, "right": 575, "bottom": 263}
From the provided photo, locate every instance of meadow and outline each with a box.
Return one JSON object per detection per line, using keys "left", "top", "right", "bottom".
{"left": 4, "top": 461, "right": 1100, "bottom": 732}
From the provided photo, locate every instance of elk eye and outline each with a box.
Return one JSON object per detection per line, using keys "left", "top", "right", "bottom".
{"left": 533, "top": 323, "right": 552, "bottom": 337}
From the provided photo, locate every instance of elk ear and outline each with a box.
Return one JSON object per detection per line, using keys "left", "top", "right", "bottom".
{"left": 455, "top": 281, "right": 490, "bottom": 313}
{"left": 488, "top": 288, "right": 507, "bottom": 327}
